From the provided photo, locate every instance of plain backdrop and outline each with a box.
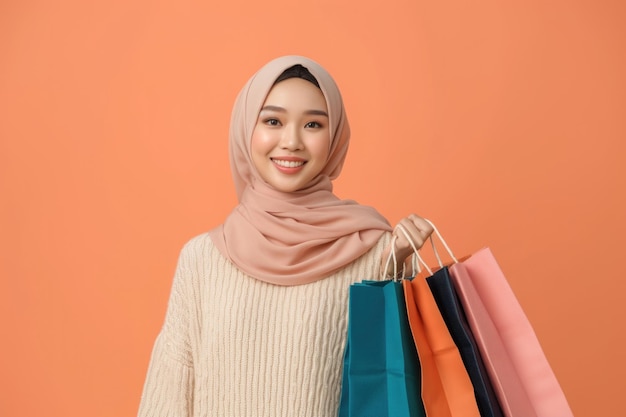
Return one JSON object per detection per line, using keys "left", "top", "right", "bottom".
{"left": 1, "top": 0, "right": 625, "bottom": 415}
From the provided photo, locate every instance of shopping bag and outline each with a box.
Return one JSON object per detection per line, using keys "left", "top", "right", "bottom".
{"left": 402, "top": 276, "right": 452, "bottom": 417}
{"left": 404, "top": 276, "right": 482, "bottom": 417}
{"left": 395, "top": 223, "right": 502, "bottom": 417}
{"left": 449, "top": 261, "right": 536, "bottom": 417}
{"left": 338, "top": 279, "right": 425, "bottom": 417}
{"left": 426, "top": 267, "right": 504, "bottom": 417}
{"left": 450, "top": 248, "right": 574, "bottom": 417}
{"left": 421, "top": 219, "right": 573, "bottom": 417}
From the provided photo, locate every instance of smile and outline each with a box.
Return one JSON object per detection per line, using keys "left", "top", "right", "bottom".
{"left": 271, "top": 159, "right": 306, "bottom": 168}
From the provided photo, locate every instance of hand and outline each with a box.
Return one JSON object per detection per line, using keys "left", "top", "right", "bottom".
{"left": 381, "top": 214, "right": 434, "bottom": 277}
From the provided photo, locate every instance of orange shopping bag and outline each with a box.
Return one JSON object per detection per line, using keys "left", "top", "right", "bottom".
{"left": 396, "top": 225, "right": 480, "bottom": 417}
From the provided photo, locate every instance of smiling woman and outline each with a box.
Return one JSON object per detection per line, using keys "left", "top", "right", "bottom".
{"left": 136, "top": 55, "right": 433, "bottom": 417}
{"left": 1, "top": 1, "right": 623, "bottom": 416}
{"left": 251, "top": 75, "right": 331, "bottom": 193}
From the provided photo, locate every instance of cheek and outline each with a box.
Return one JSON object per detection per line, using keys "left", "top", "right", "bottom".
{"left": 308, "top": 135, "right": 331, "bottom": 162}
{"left": 250, "top": 129, "right": 272, "bottom": 157}
{"left": 250, "top": 129, "right": 270, "bottom": 174}
{"left": 250, "top": 129, "right": 261, "bottom": 155}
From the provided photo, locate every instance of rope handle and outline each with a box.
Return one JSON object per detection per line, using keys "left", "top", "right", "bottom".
{"left": 423, "top": 218, "right": 458, "bottom": 266}
{"left": 382, "top": 234, "right": 402, "bottom": 281}
{"left": 383, "top": 219, "right": 457, "bottom": 279}
{"left": 395, "top": 224, "right": 432, "bottom": 275}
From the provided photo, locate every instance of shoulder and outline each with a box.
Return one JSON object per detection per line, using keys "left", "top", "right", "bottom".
{"left": 180, "top": 231, "right": 214, "bottom": 254}
{"left": 174, "top": 231, "right": 226, "bottom": 271}
{"left": 170, "top": 231, "right": 242, "bottom": 295}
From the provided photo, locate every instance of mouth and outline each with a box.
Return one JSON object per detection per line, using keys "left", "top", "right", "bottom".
{"left": 271, "top": 158, "right": 306, "bottom": 168}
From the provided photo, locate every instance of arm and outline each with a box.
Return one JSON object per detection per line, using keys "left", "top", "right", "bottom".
{"left": 137, "top": 252, "right": 195, "bottom": 417}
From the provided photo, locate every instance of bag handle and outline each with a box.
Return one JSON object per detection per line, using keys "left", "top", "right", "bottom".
{"left": 423, "top": 218, "right": 458, "bottom": 266}
{"left": 395, "top": 224, "right": 433, "bottom": 276}
{"left": 382, "top": 234, "right": 402, "bottom": 281}
{"left": 383, "top": 219, "right": 457, "bottom": 279}
{"left": 395, "top": 220, "right": 458, "bottom": 272}
{"left": 382, "top": 231, "right": 428, "bottom": 281}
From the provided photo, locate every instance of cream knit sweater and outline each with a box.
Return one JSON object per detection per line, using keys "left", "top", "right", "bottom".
{"left": 138, "top": 231, "right": 391, "bottom": 417}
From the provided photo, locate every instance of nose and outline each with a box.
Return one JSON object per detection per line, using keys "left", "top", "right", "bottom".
{"left": 279, "top": 125, "right": 303, "bottom": 151}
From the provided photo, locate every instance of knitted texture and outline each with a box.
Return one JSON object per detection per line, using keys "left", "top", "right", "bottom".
{"left": 138, "top": 231, "right": 390, "bottom": 417}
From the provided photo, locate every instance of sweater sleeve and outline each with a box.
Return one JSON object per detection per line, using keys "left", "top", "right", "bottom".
{"left": 137, "top": 248, "right": 195, "bottom": 417}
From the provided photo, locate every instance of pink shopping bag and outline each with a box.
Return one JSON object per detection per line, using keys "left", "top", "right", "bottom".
{"left": 449, "top": 248, "right": 573, "bottom": 417}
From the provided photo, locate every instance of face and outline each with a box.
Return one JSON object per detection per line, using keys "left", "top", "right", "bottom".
{"left": 251, "top": 77, "right": 331, "bottom": 193}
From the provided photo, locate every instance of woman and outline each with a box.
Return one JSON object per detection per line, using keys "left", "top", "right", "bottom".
{"left": 138, "top": 55, "right": 433, "bottom": 417}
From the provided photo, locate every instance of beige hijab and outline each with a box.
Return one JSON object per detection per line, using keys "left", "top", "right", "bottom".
{"left": 209, "top": 55, "right": 391, "bottom": 285}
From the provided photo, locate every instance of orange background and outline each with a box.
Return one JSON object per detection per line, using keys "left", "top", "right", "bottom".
{"left": 1, "top": 0, "right": 624, "bottom": 415}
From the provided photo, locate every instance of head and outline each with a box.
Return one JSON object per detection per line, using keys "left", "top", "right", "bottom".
{"left": 250, "top": 65, "right": 330, "bottom": 193}
{"left": 228, "top": 56, "right": 350, "bottom": 198}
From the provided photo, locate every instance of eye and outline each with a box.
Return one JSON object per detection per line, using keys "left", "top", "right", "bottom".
{"left": 263, "top": 118, "right": 281, "bottom": 127}
{"left": 305, "top": 121, "right": 323, "bottom": 128}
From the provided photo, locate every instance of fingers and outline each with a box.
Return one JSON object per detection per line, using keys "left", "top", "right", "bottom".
{"left": 381, "top": 215, "right": 436, "bottom": 278}
{"left": 394, "top": 214, "right": 434, "bottom": 253}
{"left": 381, "top": 215, "right": 433, "bottom": 278}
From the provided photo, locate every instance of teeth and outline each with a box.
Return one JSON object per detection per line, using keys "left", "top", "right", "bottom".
{"left": 273, "top": 159, "right": 305, "bottom": 168}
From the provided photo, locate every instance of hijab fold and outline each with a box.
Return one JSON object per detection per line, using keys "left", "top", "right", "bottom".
{"left": 209, "top": 56, "right": 391, "bottom": 285}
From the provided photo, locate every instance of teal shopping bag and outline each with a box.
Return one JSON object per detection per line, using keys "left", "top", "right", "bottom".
{"left": 338, "top": 280, "right": 425, "bottom": 417}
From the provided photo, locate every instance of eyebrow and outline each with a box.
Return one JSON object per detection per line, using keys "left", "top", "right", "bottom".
{"left": 260, "top": 105, "right": 329, "bottom": 117}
